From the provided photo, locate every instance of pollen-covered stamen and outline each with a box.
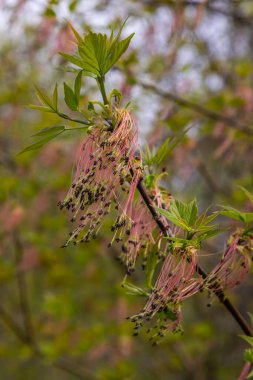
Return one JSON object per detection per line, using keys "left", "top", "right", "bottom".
{"left": 59, "top": 108, "right": 140, "bottom": 246}
{"left": 204, "top": 234, "right": 252, "bottom": 293}
{"left": 129, "top": 247, "right": 202, "bottom": 340}
{"left": 112, "top": 196, "right": 156, "bottom": 272}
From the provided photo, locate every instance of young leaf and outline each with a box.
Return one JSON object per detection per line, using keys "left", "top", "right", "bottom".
{"left": 104, "top": 33, "right": 134, "bottom": 73}
{"left": 64, "top": 82, "right": 78, "bottom": 111}
{"left": 19, "top": 132, "right": 63, "bottom": 154}
{"left": 52, "top": 83, "right": 58, "bottom": 111}
{"left": 157, "top": 206, "right": 192, "bottom": 231}
{"left": 238, "top": 186, "right": 253, "bottom": 204}
{"left": 74, "top": 71, "right": 82, "bottom": 104}
{"left": 244, "top": 349, "right": 253, "bottom": 364}
{"left": 67, "top": 21, "right": 83, "bottom": 43}
{"left": 196, "top": 228, "right": 223, "bottom": 243}
{"left": 153, "top": 136, "right": 173, "bottom": 166}
{"left": 32, "top": 125, "right": 66, "bottom": 137}
{"left": 187, "top": 199, "right": 198, "bottom": 227}
{"left": 59, "top": 53, "right": 95, "bottom": 74}
{"left": 34, "top": 86, "right": 54, "bottom": 109}
{"left": 28, "top": 105, "right": 55, "bottom": 113}
{"left": 78, "top": 32, "right": 106, "bottom": 76}
{"left": 121, "top": 282, "right": 148, "bottom": 297}
{"left": 220, "top": 206, "right": 253, "bottom": 223}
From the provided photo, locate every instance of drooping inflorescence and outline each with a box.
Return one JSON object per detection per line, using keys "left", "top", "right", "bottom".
{"left": 110, "top": 195, "right": 157, "bottom": 273}
{"left": 204, "top": 231, "right": 252, "bottom": 294}
{"left": 129, "top": 246, "right": 203, "bottom": 343}
{"left": 59, "top": 109, "right": 140, "bottom": 247}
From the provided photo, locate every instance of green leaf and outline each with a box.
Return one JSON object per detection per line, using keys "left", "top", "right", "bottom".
{"left": 44, "top": 8, "right": 56, "bottom": 17}
{"left": 59, "top": 23, "right": 134, "bottom": 78}
{"left": 247, "top": 369, "right": 253, "bottom": 379}
{"left": 220, "top": 206, "right": 253, "bottom": 223}
{"left": 121, "top": 282, "right": 148, "bottom": 297}
{"left": 34, "top": 86, "right": 54, "bottom": 109}
{"left": 69, "top": 1, "right": 79, "bottom": 13}
{"left": 19, "top": 133, "right": 63, "bottom": 154}
{"left": 157, "top": 207, "right": 192, "bottom": 231}
{"left": 187, "top": 199, "right": 198, "bottom": 227}
{"left": 109, "top": 88, "right": 122, "bottom": 104}
{"left": 170, "top": 198, "right": 198, "bottom": 227}
{"left": 59, "top": 53, "right": 96, "bottom": 75}
{"left": 195, "top": 211, "right": 219, "bottom": 230}
{"left": 220, "top": 206, "right": 246, "bottom": 222}
{"left": 64, "top": 82, "right": 78, "bottom": 111}
{"left": 28, "top": 105, "right": 55, "bottom": 113}
{"left": 74, "top": 71, "right": 82, "bottom": 105}
{"left": 104, "top": 33, "right": 134, "bottom": 73}
{"left": 52, "top": 83, "right": 58, "bottom": 111}
{"left": 32, "top": 125, "right": 66, "bottom": 137}
{"left": 239, "top": 186, "right": 253, "bottom": 204}
{"left": 78, "top": 32, "right": 106, "bottom": 76}
{"left": 196, "top": 228, "right": 223, "bottom": 243}
{"left": 244, "top": 348, "right": 253, "bottom": 364}
{"left": 153, "top": 137, "right": 172, "bottom": 166}
{"left": 66, "top": 21, "right": 83, "bottom": 43}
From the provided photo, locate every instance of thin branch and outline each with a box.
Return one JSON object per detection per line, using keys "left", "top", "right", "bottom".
{"left": 135, "top": 176, "right": 253, "bottom": 337}
{"left": 139, "top": 81, "right": 253, "bottom": 136}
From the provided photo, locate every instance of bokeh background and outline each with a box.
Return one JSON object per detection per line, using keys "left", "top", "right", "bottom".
{"left": 0, "top": 0, "right": 253, "bottom": 379}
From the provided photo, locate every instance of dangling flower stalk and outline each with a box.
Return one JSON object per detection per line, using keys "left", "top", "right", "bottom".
{"left": 204, "top": 231, "right": 252, "bottom": 295}
{"left": 129, "top": 246, "right": 203, "bottom": 342}
{"left": 59, "top": 108, "right": 141, "bottom": 249}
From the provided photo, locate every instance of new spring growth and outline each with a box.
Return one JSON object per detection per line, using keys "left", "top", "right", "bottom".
{"left": 59, "top": 108, "right": 140, "bottom": 247}
{"left": 129, "top": 229, "right": 252, "bottom": 342}
{"left": 26, "top": 21, "right": 253, "bottom": 343}
{"left": 129, "top": 246, "right": 202, "bottom": 343}
{"left": 204, "top": 229, "right": 252, "bottom": 295}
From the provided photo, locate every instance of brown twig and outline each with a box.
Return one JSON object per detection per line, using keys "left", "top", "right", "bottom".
{"left": 139, "top": 81, "right": 253, "bottom": 136}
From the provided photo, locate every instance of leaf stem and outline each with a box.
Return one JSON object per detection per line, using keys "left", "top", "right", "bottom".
{"left": 58, "top": 112, "right": 91, "bottom": 126}
{"left": 97, "top": 76, "right": 109, "bottom": 105}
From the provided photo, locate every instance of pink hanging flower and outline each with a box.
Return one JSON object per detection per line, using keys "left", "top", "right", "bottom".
{"left": 130, "top": 247, "right": 202, "bottom": 342}
{"left": 111, "top": 195, "right": 156, "bottom": 273}
{"left": 59, "top": 109, "right": 140, "bottom": 246}
{"left": 204, "top": 232, "right": 252, "bottom": 293}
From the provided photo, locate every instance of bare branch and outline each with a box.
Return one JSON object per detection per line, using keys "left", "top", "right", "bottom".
{"left": 139, "top": 80, "right": 253, "bottom": 136}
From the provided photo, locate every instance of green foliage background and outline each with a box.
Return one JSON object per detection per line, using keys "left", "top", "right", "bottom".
{"left": 0, "top": 1, "right": 253, "bottom": 379}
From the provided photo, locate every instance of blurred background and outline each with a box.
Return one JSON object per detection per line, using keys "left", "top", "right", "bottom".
{"left": 0, "top": 0, "right": 253, "bottom": 379}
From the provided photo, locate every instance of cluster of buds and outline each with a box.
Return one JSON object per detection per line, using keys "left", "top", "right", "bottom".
{"left": 129, "top": 246, "right": 202, "bottom": 343}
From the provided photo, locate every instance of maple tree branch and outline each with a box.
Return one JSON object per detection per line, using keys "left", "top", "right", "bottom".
{"left": 139, "top": 81, "right": 253, "bottom": 136}
{"left": 135, "top": 176, "right": 253, "bottom": 337}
